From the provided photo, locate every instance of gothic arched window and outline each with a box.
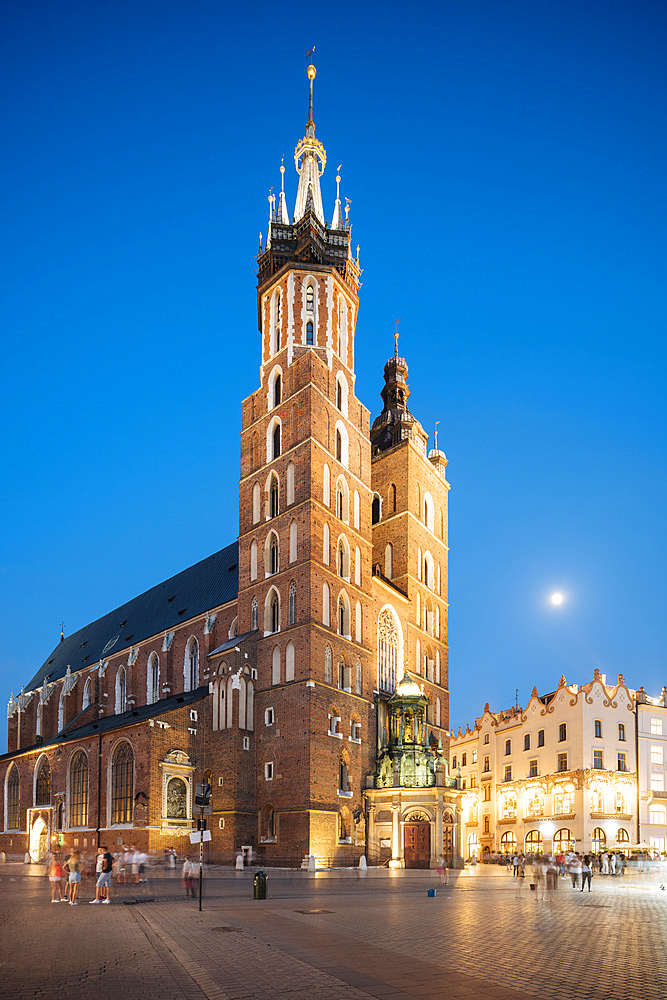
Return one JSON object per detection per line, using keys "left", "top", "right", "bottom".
{"left": 148, "top": 653, "right": 159, "bottom": 704}
{"left": 6, "top": 765, "right": 19, "bottom": 829}
{"left": 306, "top": 320, "right": 314, "bottom": 345}
{"left": 324, "top": 645, "right": 333, "bottom": 685}
{"left": 372, "top": 495, "right": 381, "bottom": 524}
{"left": 82, "top": 677, "right": 92, "bottom": 711}
{"left": 378, "top": 609, "right": 399, "bottom": 693}
{"left": 115, "top": 666, "right": 127, "bottom": 714}
{"left": 274, "top": 373, "right": 281, "bottom": 407}
{"left": 251, "top": 596, "right": 258, "bottom": 631}
{"left": 35, "top": 757, "right": 51, "bottom": 806}
{"left": 269, "top": 474, "right": 279, "bottom": 518}
{"left": 186, "top": 638, "right": 199, "bottom": 691}
{"left": 306, "top": 283, "right": 314, "bottom": 313}
{"left": 69, "top": 751, "right": 88, "bottom": 828}
{"left": 111, "top": 741, "right": 134, "bottom": 825}
{"left": 336, "top": 429, "right": 342, "bottom": 462}
{"left": 288, "top": 581, "right": 296, "bottom": 625}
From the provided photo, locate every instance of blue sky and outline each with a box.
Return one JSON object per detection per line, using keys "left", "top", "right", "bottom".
{"left": 1, "top": 0, "right": 665, "bottom": 750}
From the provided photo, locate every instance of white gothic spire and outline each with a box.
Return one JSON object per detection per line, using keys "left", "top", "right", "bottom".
{"left": 293, "top": 61, "right": 326, "bottom": 225}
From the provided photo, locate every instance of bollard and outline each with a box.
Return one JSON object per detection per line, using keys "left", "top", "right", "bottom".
{"left": 253, "top": 871, "right": 268, "bottom": 900}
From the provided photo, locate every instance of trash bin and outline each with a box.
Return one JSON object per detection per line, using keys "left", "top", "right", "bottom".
{"left": 253, "top": 871, "right": 268, "bottom": 899}
{"left": 427, "top": 888, "right": 437, "bottom": 897}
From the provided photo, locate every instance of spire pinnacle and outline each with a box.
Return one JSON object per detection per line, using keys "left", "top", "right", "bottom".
{"left": 394, "top": 319, "right": 401, "bottom": 357}
{"left": 331, "top": 164, "right": 344, "bottom": 229}
{"left": 60, "top": 621, "right": 65, "bottom": 642}
{"left": 293, "top": 52, "right": 326, "bottom": 225}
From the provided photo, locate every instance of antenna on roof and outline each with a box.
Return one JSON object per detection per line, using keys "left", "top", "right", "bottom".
{"left": 515, "top": 687, "right": 519, "bottom": 711}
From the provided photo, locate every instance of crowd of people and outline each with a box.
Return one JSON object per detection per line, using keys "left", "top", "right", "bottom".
{"left": 45, "top": 845, "right": 193, "bottom": 905}
{"left": 501, "top": 849, "right": 634, "bottom": 900}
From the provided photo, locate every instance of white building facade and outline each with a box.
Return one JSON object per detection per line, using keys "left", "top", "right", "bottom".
{"left": 452, "top": 671, "right": 639, "bottom": 858}
{"left": 636, "top": 688, "right": 667, "bottom": 854}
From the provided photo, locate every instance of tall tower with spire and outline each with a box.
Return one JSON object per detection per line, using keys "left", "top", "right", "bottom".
{"left": 236, "top": 57, "right": 374, "bottom": 859}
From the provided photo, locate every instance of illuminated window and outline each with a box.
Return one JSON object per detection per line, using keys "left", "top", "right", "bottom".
{"left": 452, "top": 756, "right": 457, "bottom": 770}
{"left": 483, "top": 784, "right": 491, "bottom": 801}
{"left": 649, "top": 805, "right": 666, "bottom": 824}
{"left": 554, "top": 786, "right": 574, "bottom": 814}
{"left": 529, "top": 759, "right": 538, "bottom": 777}
{"left": 69, "top": 751, "right": 88, "bottom": 828}
{"left": 483, "top": 755, "right": 490, "bottom": 773}
{"left": 591, "top": 827, "right": 606, "bottom": 852}
{"left": 6, "top": 765, "right": 19, "bottom": 829}
{"left": 558, "top": 723, "right": 567, "bottom": 742}
{"left": 526, "top": 789, "right": 544, "bottom": 816}
{"left": 111, "top": 742, "right": 134, "bottom": 824}
{"left": 537, "top": 729, "right": 545, "bottom": 747}
{"left": 593, "top": 750, "right": 603, "bottom": 769}
{"left": 377, "top": 609, "right": 399, "bottom": 693}
{"left": 617, "top": 828, "right": 629, "bottom": 843}
{"left": 651, "top": 773, "right": 664, "bottom": 791}
{"left": 651, "top": 746, "right": 663, "bottom": 765}
{"left": 35, "top": 757, "right": 51, "bottom": 806}
{"left": 594, "top": 719, "right": 602, "bottom": 738}
{"left": 472, "top": 749, "right": 477, "bottom": 764}
{"left": 615, "top": 789, "right": 627, "bottom": 813}
{"left": 557, "top": 752, "right": 568, "bottom": 772}
{"left": 500, "top": 831, "right": 515, "bottom": 850}
{"left": 524, "top": 830, "right": 543, "bottom": 854}
{"left": 651, "top": 718, "right": 662, "bottom": 736}
{"left": 501, "top": 793, "right": 516, "bottom": 818}
{"left": 553, "top": 828, "right": 574, "bottom": 853}
{"left": 504, "top": 765, "right": 512, "bottom": 782}
{"left": 462, "top": 753, "right": 467, "bottom": 767}
{"left": 617, "top": 752, "right": 627, "bottom": 772}
{"left": 470, "top": 773, "right": 477, "bottom": 788}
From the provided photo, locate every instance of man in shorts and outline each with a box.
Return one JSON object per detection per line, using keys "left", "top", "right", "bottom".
{"left": 89, "top": 845, "right": 113, "bottom": 903}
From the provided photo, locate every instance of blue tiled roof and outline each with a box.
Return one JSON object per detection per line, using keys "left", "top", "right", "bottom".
{"left": 25, "top": 542, "right": 239, "bottom": 692}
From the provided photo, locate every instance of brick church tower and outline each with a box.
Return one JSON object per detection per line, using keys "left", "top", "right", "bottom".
{"left": 234, "top": 60, "right": 376, "bottom": 859}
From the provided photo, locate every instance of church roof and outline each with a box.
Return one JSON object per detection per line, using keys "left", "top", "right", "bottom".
{"left": 25, "top": 542, "right": 239, "bottom": 693}
{"left": 0, "top": 685, "right": 209, "bottom": 763}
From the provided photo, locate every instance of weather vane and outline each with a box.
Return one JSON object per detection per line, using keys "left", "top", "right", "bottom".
{"left": 306, "top": 45, "right": 316, "bottom": 63}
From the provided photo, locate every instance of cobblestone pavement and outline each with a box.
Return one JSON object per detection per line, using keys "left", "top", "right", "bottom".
{"left": 1, "top": 863, "right": 665, "bottom": 999}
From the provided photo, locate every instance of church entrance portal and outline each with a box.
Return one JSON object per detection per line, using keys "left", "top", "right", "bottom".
{"left": 404, "top": 821, "right": 430, "bottom": 868}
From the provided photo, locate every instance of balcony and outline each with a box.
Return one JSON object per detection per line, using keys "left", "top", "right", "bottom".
{"left": 590, "top": 812, "right": 632, "bottom": 821}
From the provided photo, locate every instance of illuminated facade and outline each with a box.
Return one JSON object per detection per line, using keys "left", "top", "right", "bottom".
{"left": 636, "top": 688, "right": 667, "bottom": 854}
{"left": 1, "top": 62, "right": 455, "bottom": 868}
{"left": 451, "top": 671, "right": 639, "bottom": 858}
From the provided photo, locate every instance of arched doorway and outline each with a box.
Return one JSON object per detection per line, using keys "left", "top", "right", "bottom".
{"left": 29, "top": 815, "right": 49, "bottom": 862}
{"left": 404, "top": 811, "right": 431, "bottom": 868}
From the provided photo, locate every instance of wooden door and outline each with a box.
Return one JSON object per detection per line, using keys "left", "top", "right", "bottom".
{"left": 404, "top": 822, "right": 431, "bottom": 868}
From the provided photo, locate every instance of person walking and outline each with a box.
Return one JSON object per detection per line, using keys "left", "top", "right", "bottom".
{"left": 581, "top": 855, "right": 593, "bottom": 892}
{"left": 66, "top": 851, "right": 82, "bottom": 905}
{"left": 569, "top": 853, "right": 582, "bottom": 889}
{"left": 89, "top": 846, "right": 113, "bottom": 904}
{"left": 182, "top": 855, "right": 196, "bottom": 898}
{"left": 437, "top": 857, "right": 448, "bottom": 885}
{"left": 512, "top": 854, "right": 520, "bottom": 878}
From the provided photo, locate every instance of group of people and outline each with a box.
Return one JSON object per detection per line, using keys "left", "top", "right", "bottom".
{"left": 508, "top": 848, "right": 631, "bottom": 898}
{"left": 46, "top": 844, "right": 153, "bottom": 905}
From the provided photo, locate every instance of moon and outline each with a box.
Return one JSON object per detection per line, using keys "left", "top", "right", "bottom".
{"left": 550, "top": 592, "right": 564, "bottom": 606}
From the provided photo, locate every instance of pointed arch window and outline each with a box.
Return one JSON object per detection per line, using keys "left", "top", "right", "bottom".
{"left": 306, "top": 320, "right": 314, "bottom": 345}
{"left": 186, "top": 638, "right": 199, "bottom": 691}
{"left": 250, "top": 539, "right": 258, "bottom": 580}
{"left": 58, "top": 690, "right": 65, "bottom": 732}
{"left": 115, "top": 666, "right": 127, "bottom": 714}
{"left": 378, "top": 609, "right": 399, "bottom": 693}
{"left": 338, "top": 593, "right": 350, "bottom": 637}
{"left": 288, "top": 581, "right": 297, "bottom": 625}
{"left": 336, "top": 429, "right": 342, "bottom": 462}
{"left": 148, "top": 653, "right": 159, "bottom": 704}
{"left": 111, "top": 742, "right": 134, "bottom": 825}
{"left": 355, "top": 660, "right": 362, "bottom": 696}
{"left": 273, "top": 423, "right": 281, "bottom": 459}
{"left": 82, "top": 677, "right": 92, "bottom": 711}
{"left": 69, "top": 751, "right": 88, "bottom": 828}
{"left": 289, "top": 520, "right": 297, "bottom": 562}
{"left": 270, "top": 533, "right": 279, "bottom": 575}
{"left": 6, "top": 765, "right": 19, "bottom": 829}
{"left": 323, "top": 582, "right": 330, "bottom": 627}
{"left": 306, "top": 283, "right": 314, "bottom": 313}
{"left": 269, "top": 474, "right": 279, "bottom": 517}
{"left": 274, "top": 373, "right": 281, "bottom": 407}
{"left": 266, "top": 590, "right": 280, "bottom": 633}
{"left": 286, "top": 462, "right": 295, "bottom": 505}
{"left": 251, "top": 596, "right": 258, "bottom": 631}
{"left": 324, "top": 645, "right": 333, "bottom": 685}
{"left": 35, "top": 757, "right": 51, "bottom": 805}
{"left": 372, "top": 495, "right": 381, "bottom": 524}
{"left": 337, "top": 380, "right": 342, "bottom": 410}
{"left": 385, "top": 543, "right": 393, "bottom": 579}
{"left": 252, "top": 482, "right": 260, "bottom": 523}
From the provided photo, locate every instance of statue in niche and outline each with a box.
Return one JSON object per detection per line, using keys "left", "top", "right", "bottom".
{"left": 166, "top": 777, "right": 188, "bottom": 819}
